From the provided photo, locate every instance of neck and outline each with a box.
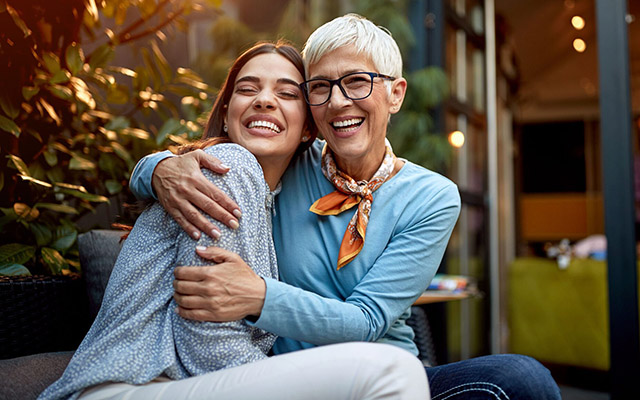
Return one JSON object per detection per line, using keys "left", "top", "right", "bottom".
{"left": 335, "top": 148, "right": 386, "bottom": 181}
{"left": 257, "top": 156, "right": 292, "bottom": 191}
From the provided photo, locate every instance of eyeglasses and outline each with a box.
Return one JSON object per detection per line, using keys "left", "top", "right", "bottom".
{"left": 299, "top": 72, "right": 396, "bottom": 106}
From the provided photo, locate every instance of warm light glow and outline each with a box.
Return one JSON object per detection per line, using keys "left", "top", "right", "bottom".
{"left": 573, "top": 38, "right": 586, "bottom": 52}
{"left": 448, "top": 130, "right": 465, "bottom": 148}
{"left": 571, "top": 16, "right": 585, "bottom": 30}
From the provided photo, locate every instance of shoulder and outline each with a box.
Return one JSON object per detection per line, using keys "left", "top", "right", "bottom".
{"left": 393, "top": 161, "right": 459, "bottom": 203}
{"left": 203, "top": 143, "right": 260, "bottom": 170}
{"left": 202, "top": 143, "right": 265, "bottom": 183}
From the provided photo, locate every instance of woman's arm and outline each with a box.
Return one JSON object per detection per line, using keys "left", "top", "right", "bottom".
{"left": 129, "top": 150, "right": 240, "bottom": 239}
{"left": 174, "top": 183, "right": 461, "bottom": 345}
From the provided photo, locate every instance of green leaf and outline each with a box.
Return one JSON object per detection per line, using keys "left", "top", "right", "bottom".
{"left": 106, "top": 83, "right": 129, "bottom": 104}
{"left": 107, "top": 66, "right": 137, "bottom": 78}
{"left": 34, "top": 203, "right": 78, "bottom": 214}
{"left": 0, "top": 115, "right": 20, "bottom": 137}
{"left": 22, "top": 86, "right": 40, "bottom": 101}
{"left": 51, "top": 224, "right": 77, "bottom": 252}
{"left": 42, "top": 52, "right": 61, "bottom": 74}
{"left": 19, "top": 175, "right": 52, "bottom": 188}
{"left": 29, "top": 222, "right": 53, "bottom": 247}
{"left": 55, "top": 184, "right": 109, "bottom": 203}
{"left": 89, "top": 44, "right": 115, "bottom": 69}
{"left": 44, "top": 149, "right": 58, "bottom": 166}
{"left": 156, "top": 118, "right": 183, "bottom": 145}
{"left": 41, "top": 247, "right": 66, "bottom": 274}
{"left": 110, "top": 141, "right": 133, "bottom": 166}
{"left": 0, "top": 243, "right": 36, "bottom": 266}
{"left": 7, "top": 154, "right": 30, "bottom": 176}
{"left": 49, "top": 85, "right": 73, "bottom": 100}
{"left": 65, "top": 43, "right": 85, "bottom": 75}
{"left": 0, "top": 264, "right": 32, "bottom": 276}
{"left": 151, "top": 40, "right": 172, "bottom": 83}
{"left": 121, "top": 127, "right": 150, "bottom": 140}
{"left": 105, "top": 116, "right": 129, "bottom": 131}
{"left": 105, "top": 179, "right": 123, "bottom": 195}
{"left": 141, "top": 48, "right": 162, "bottom": 88}
{"left": 49, "top": 69, "right": 71, "bottom": 84}
{"left": 5, "top": 4, "right": 31, "bottom": 38}
{"left": 0, "top": 91, "right": 20, "bottom": 119}
{"left": 69, "top": 153, "right": 96, "bottom": 170}
{"left": 14, "top": 203, "right": 40, "bottom": 222}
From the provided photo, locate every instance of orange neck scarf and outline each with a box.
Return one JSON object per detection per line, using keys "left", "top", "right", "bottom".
{"left": 309, "top": 140, "right": 397, "bottom": 270}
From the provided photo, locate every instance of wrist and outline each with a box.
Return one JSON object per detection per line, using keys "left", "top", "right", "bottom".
{"left": 247, "top": 276, "right": 266, "bottom": 317}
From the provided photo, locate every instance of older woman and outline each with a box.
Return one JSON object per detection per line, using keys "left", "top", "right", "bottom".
{"left": 131, "top": 14, "right": 560, "bottom": 400}
{"left": 41, "top": 40, "right": 427, "bottom": 400}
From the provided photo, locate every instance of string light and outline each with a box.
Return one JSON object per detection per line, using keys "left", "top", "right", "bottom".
{"left": 573, "top": 38, "right": 586, "bottom": 52}
{"left": 571, "top": 16, "right": 585, "bottom": 30}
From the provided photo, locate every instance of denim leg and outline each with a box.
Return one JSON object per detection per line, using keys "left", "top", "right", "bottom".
{"left": 425, "top": 354, "right": 561, "bottom": 400}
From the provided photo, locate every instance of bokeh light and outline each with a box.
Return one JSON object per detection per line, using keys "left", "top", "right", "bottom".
{"left": 448, "top": 130, "right": 465, "bottom": 148}
{"left": 573, "top": 38, "right": 586, "bottom": 52}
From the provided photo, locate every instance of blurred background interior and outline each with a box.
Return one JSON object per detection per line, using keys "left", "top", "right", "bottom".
{"left": 2, "top": 0, "right": 639, "bottom": 399}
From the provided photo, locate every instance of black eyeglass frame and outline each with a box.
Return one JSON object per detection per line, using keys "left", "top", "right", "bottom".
{"left": 299, "top": 71, "right": 397, "bottom": 106}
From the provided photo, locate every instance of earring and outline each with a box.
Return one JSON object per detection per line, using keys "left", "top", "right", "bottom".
{"left": 223, "top": 124, "right": 228, "bottom": 133}
{"left": 302, "top": 135, "right": 309, "bottom": 142}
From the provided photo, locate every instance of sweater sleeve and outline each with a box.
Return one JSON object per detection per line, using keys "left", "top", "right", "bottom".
{"left": 253, "top": 183, "right": 461, "bottom": 345}
{"left": 129, "top": 150, "right": 175, "bottom": 200}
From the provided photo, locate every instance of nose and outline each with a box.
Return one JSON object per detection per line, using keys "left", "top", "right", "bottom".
{"left": 327, "top": 83, "right": 352, "bottom": 109}
{"left": 253, "top": 89, "right": 276, "bottom": 110}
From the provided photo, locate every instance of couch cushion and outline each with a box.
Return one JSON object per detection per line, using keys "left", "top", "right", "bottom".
{"left": 78, "top": 230, "right": 126, "bottom": 320}
{"left": 0, "top": 351, "right": 73, "bottom": 400}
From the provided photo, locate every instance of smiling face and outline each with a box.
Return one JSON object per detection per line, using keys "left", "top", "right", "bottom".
{"left": 307, "top": 45, "right": 406, "bottom": 180}
{"left": 224, "top": 53, "right": 307, "bottom": 185}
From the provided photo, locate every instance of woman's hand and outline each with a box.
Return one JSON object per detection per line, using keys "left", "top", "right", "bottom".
{"left": 173, "top": 246, "right": 267, "bottom": 322}
{"left": 152, "top": 150, "right": 242, "bottom": 240}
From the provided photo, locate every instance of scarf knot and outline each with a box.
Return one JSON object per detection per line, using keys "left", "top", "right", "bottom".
{"left": 309, "top": 139, "right": 397, "bottom": 270}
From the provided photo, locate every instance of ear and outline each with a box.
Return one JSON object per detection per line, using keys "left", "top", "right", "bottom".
{"left": 388, "top": 77, "right": 407, "bottom": 114}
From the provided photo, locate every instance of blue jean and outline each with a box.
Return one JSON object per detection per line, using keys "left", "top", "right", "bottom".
{"left": 425, "top": 354, "right": 561, "bottom": 400}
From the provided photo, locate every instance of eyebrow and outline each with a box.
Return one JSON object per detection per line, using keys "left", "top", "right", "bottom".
{"left": 309, "top": 69, "right": 363, "bottom": 80}
{"left": 236, "top": 76, "right": 301, "bottom": 86}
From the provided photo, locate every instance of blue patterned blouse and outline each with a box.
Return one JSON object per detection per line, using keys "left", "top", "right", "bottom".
{"left": 40, "top": 144, "right": 278, "bottom": 400}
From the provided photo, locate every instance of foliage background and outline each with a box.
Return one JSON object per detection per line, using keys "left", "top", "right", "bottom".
{"left": 0, "top": 0, "right": 449, "bottom": 276}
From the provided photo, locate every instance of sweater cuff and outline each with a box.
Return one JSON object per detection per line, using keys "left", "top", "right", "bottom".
{"left": 244, "top": 277, "right": 281, "bottom": 327}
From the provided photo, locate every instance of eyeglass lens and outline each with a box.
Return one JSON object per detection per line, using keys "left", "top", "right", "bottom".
{"left": 304, "top": 73, "right": 374, "bottom": 105}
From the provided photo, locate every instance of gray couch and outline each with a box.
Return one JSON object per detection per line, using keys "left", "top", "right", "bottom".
{"left": 0, "top": 230, "right": 436, "bottom": 399}
{"left": 0, "top": 230, "right": 125, "bottom": 400}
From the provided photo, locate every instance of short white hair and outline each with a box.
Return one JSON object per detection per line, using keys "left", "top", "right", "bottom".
{"left": 302, "top": 13, "right": 403, "bottom": 80}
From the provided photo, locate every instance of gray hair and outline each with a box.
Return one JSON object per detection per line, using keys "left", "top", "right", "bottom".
{"left": 302, "top": 13, "right": 403, "bottom": 82}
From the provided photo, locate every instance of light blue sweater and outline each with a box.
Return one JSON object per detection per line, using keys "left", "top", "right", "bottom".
{"left": 130, "top": 140, "right": 461, "bottom": 356}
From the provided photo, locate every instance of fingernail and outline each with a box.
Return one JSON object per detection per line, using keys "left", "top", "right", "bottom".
{"left": 211, "top": 229, "right": 221, "bottom": 240}
{"left": 229, "top": 219, "right": 239, "bottom": 229}
{"left": 233, "top": 209, "right": 242, "bottom": 219}
{"left": 220, "top": 163, "right": 230, "bottom": 169}
{"left": 196, "top": 245, "right": 207, "bottom": 251}
{"left": 192, "top": 231, "right": 201, "bottom": 240}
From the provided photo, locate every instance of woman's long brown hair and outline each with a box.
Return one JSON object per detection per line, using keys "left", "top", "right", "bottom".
{"left": 178, "top": 40, "right": 316, "bottom": 156}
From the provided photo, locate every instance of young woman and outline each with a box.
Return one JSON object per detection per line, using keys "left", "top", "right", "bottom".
{"left": 40, "top": 41, "right": 428, "bottom": 400}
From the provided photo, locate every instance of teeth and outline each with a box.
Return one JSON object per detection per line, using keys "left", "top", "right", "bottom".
{"left": 248, "top": 120, "right": 281, "bottom": 133}
{"left": 332, "top": 118, "right": 363, "bottom": 128}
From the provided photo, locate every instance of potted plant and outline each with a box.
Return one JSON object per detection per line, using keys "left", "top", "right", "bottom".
{"left": 0, "top": 0, "right": 216, "bottom": 359}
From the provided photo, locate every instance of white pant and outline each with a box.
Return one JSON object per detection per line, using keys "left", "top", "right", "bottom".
{"left": 79, "top": 342, "right": 429, "bottom": 400}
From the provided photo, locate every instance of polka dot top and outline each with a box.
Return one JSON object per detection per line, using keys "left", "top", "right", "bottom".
{"left": 40, "top": 144, "right": 278, "bottom": 400}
